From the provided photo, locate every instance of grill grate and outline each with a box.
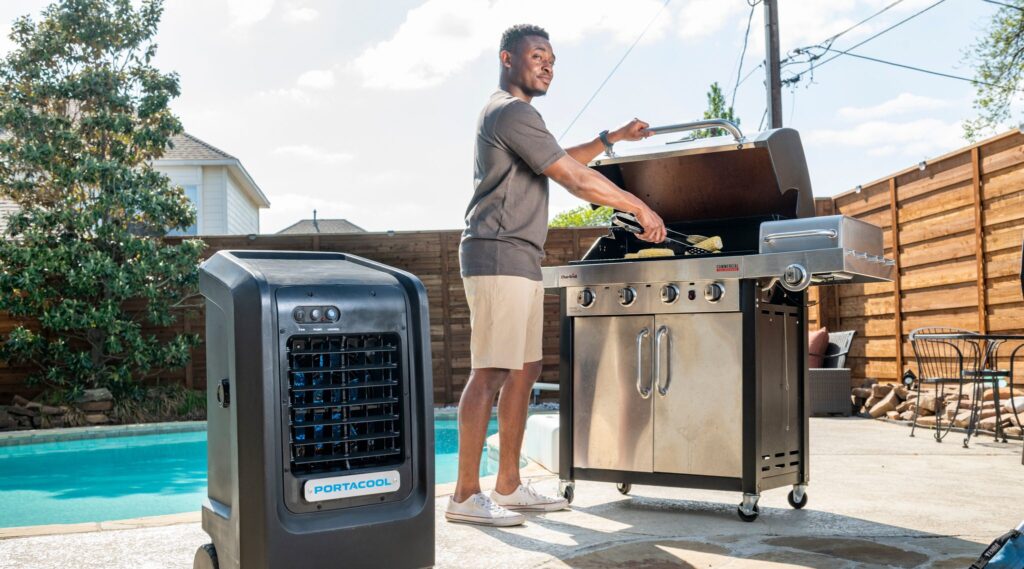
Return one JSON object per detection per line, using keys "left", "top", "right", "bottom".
{"left": 286, "top": 334, "right": 403, "bottom": 476}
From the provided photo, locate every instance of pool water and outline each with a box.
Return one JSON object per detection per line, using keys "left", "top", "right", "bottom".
{"left": 0, "top": 417, "right": 496, "bottom": 528}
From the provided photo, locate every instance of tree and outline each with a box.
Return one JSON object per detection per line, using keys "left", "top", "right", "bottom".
{"left": 549, "top": 205, "right": 614, "bottom": 228}
{"left": 693, "top": 81, "right": 740, "bottom": 139}
{"left": 0, "top": 0, "right": 203, "bottom": 400}
{"left": 965, "top": 0, "right": 1024, "bottom": 141}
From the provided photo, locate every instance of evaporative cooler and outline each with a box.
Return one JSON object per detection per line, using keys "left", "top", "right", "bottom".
{"left": 193, "top": 251, "right": 434, "bottom": 569}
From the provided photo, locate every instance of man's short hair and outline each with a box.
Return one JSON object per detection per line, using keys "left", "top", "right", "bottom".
{"left": 499, "top": 24, "right": 549, "bottom": 54}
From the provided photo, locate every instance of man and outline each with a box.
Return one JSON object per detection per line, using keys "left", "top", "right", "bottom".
{"left": 447, "top": 24, "right": 666, "bottom": 527}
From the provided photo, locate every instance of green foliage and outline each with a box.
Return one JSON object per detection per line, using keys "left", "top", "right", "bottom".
{"left": 965, "top": 0, "right": 1024, "bottom": 141}
{"left": 694, "top": 81, "right": 740, "bottom": 139}
{"left": 549, "top": 205, "right": 614, "bottom": 228}
{"left": 0, "top": 0, "right": 203, "bottom": 396}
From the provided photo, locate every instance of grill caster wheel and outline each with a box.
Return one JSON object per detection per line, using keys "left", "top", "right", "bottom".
{"left": 787, "top": 488, "right": 808, "bottom": 509}
{"left": 559, "top": 480, "right": 575, "bottom": 504}
{"left": 736, "top": 505, "right": 759, "bottom": 522}
{"left": 193, "top": 543, "right": 219, "bottom": 569}
{"left": 616, "top": 483, "right": 631, "bottom": 495}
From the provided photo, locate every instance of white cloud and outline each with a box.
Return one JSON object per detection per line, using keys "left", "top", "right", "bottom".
{"left": 254, "top": 87, "right": 313, "bottom": 106}
{"left": 676, "top": 0, "right": 746, "bottom": 41}
{"left": 272, "top": 145, "right": 355, "bottom": 164}
{"left": 837, "top": 93, "right": 952, "bottom": 121}
{"left": 805, "top": 118, "right": 964, "bottom": 158}
{"left": 226, "top": 0, "right": 274, "bottom": 28}
{"left": 296, "top": 69, "right": 336, "bottom": 90}
{"left": 283, "top": 3, "right": 318, "bottom": 23}
{"left": 352, "top": 0, "right": 671, "bottom": 90}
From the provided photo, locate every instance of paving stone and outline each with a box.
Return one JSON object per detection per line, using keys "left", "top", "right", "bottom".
{"left": 763, "top": 537, "right": 929, "bottom": 568}
{"left": 871, "top": 384, "right": 893, "bottom": 399}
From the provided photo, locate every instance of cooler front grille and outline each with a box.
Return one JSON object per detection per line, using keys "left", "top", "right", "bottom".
{"left": 286, "top": 334, "right": 403, "bottom": 476}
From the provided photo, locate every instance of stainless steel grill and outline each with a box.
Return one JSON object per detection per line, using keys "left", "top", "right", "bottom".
{"left": 544, "top": 120, "right": 893, "bottom": 522}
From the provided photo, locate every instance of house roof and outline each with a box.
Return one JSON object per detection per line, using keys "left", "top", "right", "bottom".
{"left": 277, "top": 219, "right": 366, "bottom": 234}
{"left": 154, "top": 132, "right": 270, "bottom": 209}
{"left": 162, "top": 133, "right": 237, "bottom": 161}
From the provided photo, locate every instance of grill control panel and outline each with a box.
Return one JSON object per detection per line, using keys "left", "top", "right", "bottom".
{"left": 568, "top": 280, "right": 738, "bottom": 316}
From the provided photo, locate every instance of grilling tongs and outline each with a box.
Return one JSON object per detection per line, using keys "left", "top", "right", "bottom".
{"left": 611, "top": 212, "right": 713, "bottom": 253}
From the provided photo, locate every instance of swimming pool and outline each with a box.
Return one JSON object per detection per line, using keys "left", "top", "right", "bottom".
{"left": 0, "top": 417, "right": 496, "bottom": 528}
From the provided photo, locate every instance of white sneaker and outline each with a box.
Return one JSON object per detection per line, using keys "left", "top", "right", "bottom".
{"left": 445, "top": 492, "right": 525, "bottom": 527}
{"left": 490, "top": 482, "right": 569, "bottom": 512}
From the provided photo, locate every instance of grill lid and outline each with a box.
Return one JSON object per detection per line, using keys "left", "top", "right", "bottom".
{"left": 590, "top": 120, "right": 814, "bottom": 223}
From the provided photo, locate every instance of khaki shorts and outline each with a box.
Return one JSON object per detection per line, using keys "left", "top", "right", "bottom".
{"left": 463, "top": 275, "right": 543, "bottom": 370}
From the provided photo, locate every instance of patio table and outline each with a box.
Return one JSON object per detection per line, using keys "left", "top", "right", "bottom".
{"left": 912, "top": 332, "right": 1024, "bottom": 456}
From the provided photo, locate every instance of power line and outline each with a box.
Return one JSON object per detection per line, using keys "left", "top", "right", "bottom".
{"left": 780, "top": 0, "right": 905, "bottom": 67}
{"left": 729, "top": 0, "right": 759, "bottom": 110}
{"left": 981, "top": 0, "right": 1024, "bottom": 11}
{"left": 782, "top": 0, "right": 948, "bottom": 85}
{"left": 820, "top": 47, "right": 1023, "bottom": 91}
{"left": 557, "top": 0, "right": 672, "bottom": 142}
{"left": 821, "top": 0, "right": 906, "bottom": 46}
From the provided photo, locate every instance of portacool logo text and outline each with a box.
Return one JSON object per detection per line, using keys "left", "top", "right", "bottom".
{"left": 313, "top": 477, "right": 394, "bottom": 494}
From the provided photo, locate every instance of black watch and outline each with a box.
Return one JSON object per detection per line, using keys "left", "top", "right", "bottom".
{"left": 599, "top": 130, "right": 615, "bottom": 156}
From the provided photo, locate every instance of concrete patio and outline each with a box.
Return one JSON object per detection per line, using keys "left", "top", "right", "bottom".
{"left": 0, "top": 417, "right": 1020, "bottom": 568}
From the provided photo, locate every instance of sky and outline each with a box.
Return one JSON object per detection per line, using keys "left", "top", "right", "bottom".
{"left": 0, "top": 0, "right": 1012, "bottom": 233}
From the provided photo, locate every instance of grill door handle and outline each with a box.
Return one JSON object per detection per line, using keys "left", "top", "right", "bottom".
{"left": 636, "top": 327, "right": 651, "bottom": 399}
{"left": 654, "top": 326, "right": 671, "bottom": 396}
{"left": 762, "top": 229, "right": 837, "bottom": 243}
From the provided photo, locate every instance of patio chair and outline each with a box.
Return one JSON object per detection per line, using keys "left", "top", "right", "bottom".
{"left": 908, "top": 327, "right": 982, "bottom": 443}
{"left": 808, "top": 330, "right": 855, "bottom": 416}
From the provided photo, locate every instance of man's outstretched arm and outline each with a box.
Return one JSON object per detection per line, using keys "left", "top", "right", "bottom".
{"left": 543, "top": 154, "right": 666, "bottom": 244}
{"left": 564, "top": 119, "right": 651, "bottom": 165}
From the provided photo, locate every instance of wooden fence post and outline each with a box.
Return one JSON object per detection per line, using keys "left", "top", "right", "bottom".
{"left": 888, "top": 177, "right": 904, "bottom": 378}
{"left": 971, "top": 146, "right": 988, "bottom": 334}
{"left": 438, "top": 232, "right": 455, "bottom": 404}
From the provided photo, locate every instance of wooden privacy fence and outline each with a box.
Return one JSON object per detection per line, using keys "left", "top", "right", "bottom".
{"left": 809, "top": 129, "right": 1024, "bottom": 384}
{"left": 3, "top": 129, "right": 1024, "bottom": 401}
{"left": 0, "top": 228, "right": 605, "bottom": 404}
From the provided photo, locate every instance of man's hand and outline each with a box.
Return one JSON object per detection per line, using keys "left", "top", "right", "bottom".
{"left": 633, "top": 206, "right": 666, "bottom": 243}
{"left": 609, "top": 118, "right": 652, "bottom": 143}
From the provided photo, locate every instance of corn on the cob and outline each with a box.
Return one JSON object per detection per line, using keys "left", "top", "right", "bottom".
{"left": 636, "top": 248, "right": 674, "bottom": 258}
{"left": 691, "top": 236, "right": 723, "bottom": 252}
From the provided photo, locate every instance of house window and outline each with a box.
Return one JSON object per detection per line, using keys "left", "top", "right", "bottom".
{"left": 168, "top": 185, "right": 199, "bottom": 236}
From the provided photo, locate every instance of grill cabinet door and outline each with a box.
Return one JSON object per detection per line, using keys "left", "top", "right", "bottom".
{"left": 652, "top": 313, "right": 743, "bottom": 477}
{"left": 573, "top": 315, "right": 654, "bottom": 473}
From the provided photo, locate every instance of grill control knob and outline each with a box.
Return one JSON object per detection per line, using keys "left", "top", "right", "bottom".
{"left": 703, "top": 283, "right": 725, "bottom": 303}
{"left": 309, "top": 308, "right": 323, "bottom": 321}
{"left": 781, "top": 263, "right": 812, "bottom": 292}
{"left": 293, "top": 308, "right": 306, "bottom": 322}
{"left": 618, "top": 286, "right": 637, "bottom": 306}
{"left": 577, "top": 288, "right": 596, "bottom": 308}
{"left": 325, "top": 307, "right": 339, "bottom": 321}
{"left": 660, "top": 284, "right": 679, "bottom": 304}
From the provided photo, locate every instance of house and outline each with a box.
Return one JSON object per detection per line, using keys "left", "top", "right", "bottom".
{"left": 156, "top": 133, "right": 270, "bottom": 235}
{"left": 277, "top": 216, "right": 365, "bottom": 234}
{"left": 0, "top": 132, "right": 270, "bottom": 237}
{"left": 0, "top": 200, "right": 16, "bottom": 235}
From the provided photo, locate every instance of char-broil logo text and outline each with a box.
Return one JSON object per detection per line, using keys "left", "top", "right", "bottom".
{"left": 560, "top": 273, "right": 578, "bottom": 280}
{"left": 715, "top": 264, "right": 739, "bottom": 272}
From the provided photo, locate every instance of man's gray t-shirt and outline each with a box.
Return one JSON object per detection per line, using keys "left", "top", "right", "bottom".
{"left": 459, "top": 90, "right": 566, "bottom": 281}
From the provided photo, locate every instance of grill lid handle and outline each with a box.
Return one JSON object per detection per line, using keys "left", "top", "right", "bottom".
{"left": 602, "top": 119, "right": 745, "bottom": 157}
{"left": 644, "top": 119, "right": 744, "bottom": 142}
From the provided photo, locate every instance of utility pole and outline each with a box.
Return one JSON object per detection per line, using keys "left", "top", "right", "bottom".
{"left": 763, "top": 0, "right": 782, "bottom": 128}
